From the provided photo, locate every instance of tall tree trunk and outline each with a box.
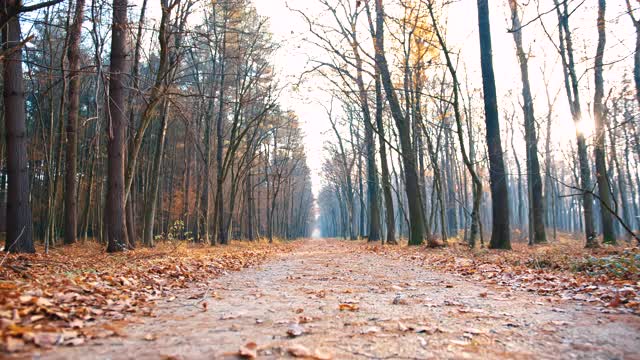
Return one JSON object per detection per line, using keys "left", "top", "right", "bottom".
{"left": 106, "top": 0, "right": 130, "bottom": 252}
{"left": 63, "top": 0, "right": 86, "bottom": 245}
{"left": 246, "top": 168, "right": 254, "bottom": 240}
{"left": 477, "top": 0, "right": 511, "bottom": 249}
{"left": 2, "top": 1, "right": 35, "bottom": 253}
{"left": 376, "top": 82, "right": 396, "bottom": 244}
{"left": 365, "top": 2, "right": 396, "bottom": 244}
{"left": 593, "top": 0, "right": 615, "bottom": 244}
{"left": 215, "top": 56, "right": 227, "bottom": 245}
{"left": 364, "top": 106, "right": 381, "bottom": 241}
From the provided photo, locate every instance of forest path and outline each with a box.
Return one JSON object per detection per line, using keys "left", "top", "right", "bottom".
{"left": 42, "top": 239, "right": 640, "bottom": 360}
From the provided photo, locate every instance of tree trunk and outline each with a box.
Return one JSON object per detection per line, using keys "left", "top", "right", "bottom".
{"left": 2, "top": 1, "right": 35, "bottom": 253}
{"left": 374, "top": 0, "right": 424, "bottom": 245}
{"left": 106, "top": 0, "right": 130, "bottom": 252}
{"left": 508, "top": 0, "right": 546, "bottom": 244}
{"left": 554, "top": 0, "right": 597, "bottom": 247}
{"left": 593, "top": 0, "right": 615, "bottom": 244}
{"left": 477, "top": 0, "right": 511, "bottom": 249}
{"left": 63, "top": 0, "right": 86, "bottom": 245}
{"left": 142, "top": 102, "right": 170, "bottom": 246}
{"left": 624, "top": 0, "right": 640, "bottom": 108}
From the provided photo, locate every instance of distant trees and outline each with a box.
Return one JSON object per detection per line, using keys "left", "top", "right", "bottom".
{"left": 2, "top": 0, "right": 639, "bottom": 252}
{"left": 314, "top": 0, "right": 639, "bottom": 248}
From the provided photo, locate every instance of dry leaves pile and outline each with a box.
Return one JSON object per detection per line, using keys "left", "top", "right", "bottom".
{"left": 0, "top": 240, "right": 293, "bottom": 353}
{"left": 366, "top": 236, "right": 640, "bottom": 314}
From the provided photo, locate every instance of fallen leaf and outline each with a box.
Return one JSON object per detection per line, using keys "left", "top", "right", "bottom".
{"left": 33, "top": 332, "right": 61, "bottom": 348}
{"left": 239, "top": 341, "right": 258, "bottom": 359}
{"left": 36, "top": 297, "right": 54, "bottom": 307}
{"left": 361, "top": 326, "right": 381, "bottom": 334}
{"left": 339, "top": 303, "right": 359, "bottom": 311}
{"left": 288, "top": 344, "right": 312, "bottom": 357}
{"left": 313, "top": 347, "right": 333, "bottom": 360}
{"left": 30, "top": 314, "right": 45, "bottom": 322}
{"left": 4, "top": 337, "right": 25, "bottom": 352}
{"left": 63, "top": 338, "right": 85, "bottom": 346}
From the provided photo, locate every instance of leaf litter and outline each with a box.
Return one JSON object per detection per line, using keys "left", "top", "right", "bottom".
{"left": 7, "top": 238, "right": 640, "bottom": 359}
{"left": 0, "top": 240, "right": 294, "bottom": 353}
{"left": 365, "top": 236, "right": 640, "bottom": 314}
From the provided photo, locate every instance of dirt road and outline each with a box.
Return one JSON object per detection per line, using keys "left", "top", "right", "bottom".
{"left": 41, "top": 239, "right": 640, "bottom": 359}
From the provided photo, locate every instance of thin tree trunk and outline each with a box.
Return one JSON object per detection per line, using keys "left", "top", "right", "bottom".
{"left": 508, "top": 0, "right": 546, "bottom": 244}
{"left": 63, "top": 0, "right": 86, "bottom": 245}
{"left": 142, "top": 102, "right": 170, "bottom": 246}
{"left": 593, "top": 0, "right": 615, "bottom": 244}
{"left": 554, "top": 0, "right": 597, "bottom": 247}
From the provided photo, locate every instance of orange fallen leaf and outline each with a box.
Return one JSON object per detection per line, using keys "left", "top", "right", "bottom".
{"left": 338, "top": 303, "right": 359, "bottom": 311}
{"left": 239, "top": 341, "right": 258, "bottom": 359}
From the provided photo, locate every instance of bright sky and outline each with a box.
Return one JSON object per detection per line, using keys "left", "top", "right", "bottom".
{"left": 254, "top": 0, "right": 332, "bottom": 197}
{"left": 137, "top": 0, "right": 637, "bottom": 197}
{"left": 253, "top": 0, "right": 636, "bottom": 197}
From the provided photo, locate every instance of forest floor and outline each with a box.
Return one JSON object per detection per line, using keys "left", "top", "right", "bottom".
{"left": 6, "top": 238, "right": 639, "bottom": 359}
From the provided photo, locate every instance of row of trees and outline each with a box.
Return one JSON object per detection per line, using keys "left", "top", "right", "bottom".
{"left": 2, "top": 0, "right": 315, "bottom": 253}
{"left": 314, "top": 0, "right": 640, "bottom": 248}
